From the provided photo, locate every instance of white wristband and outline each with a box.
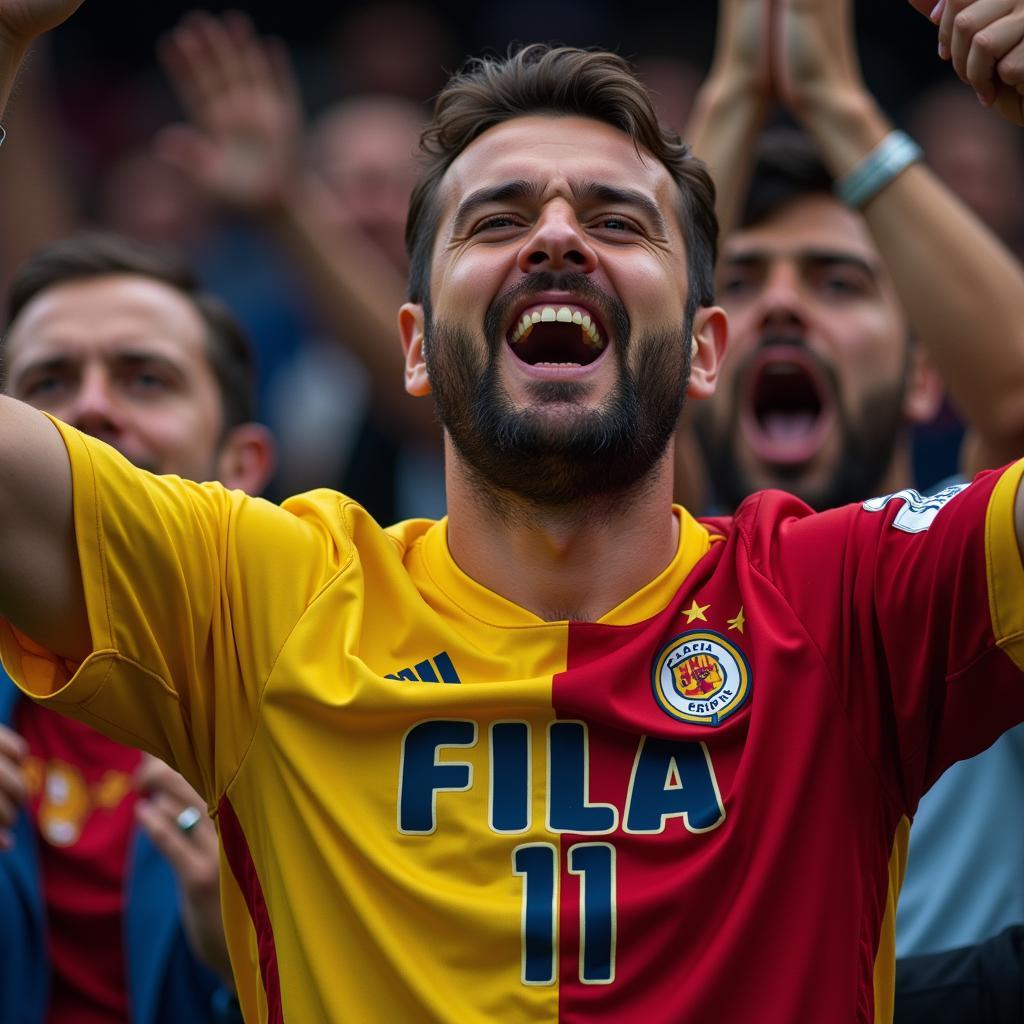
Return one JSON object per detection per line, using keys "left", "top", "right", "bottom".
{"left": 0, "top": 125, "right": 5, "bottom": 148}
{"left": 834, "top": 130, "right": 923, "bottom": 210}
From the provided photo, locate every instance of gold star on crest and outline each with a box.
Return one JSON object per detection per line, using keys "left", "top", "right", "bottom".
{"left": 727, "top": 607, "right": 746, "bottom": 633}
{"left": 683, "top": 599, "right": 710, "bottom": 623}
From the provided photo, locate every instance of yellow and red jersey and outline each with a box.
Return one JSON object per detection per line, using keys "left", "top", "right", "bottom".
{"left": 3, "top": 418, "right": 1024, "bottom": 1023}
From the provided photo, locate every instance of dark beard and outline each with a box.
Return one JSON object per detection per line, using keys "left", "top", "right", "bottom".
{"left": 694, "top": 352, "right": 908, "bottom": 512}
{"left": 424, "top": 273, "right": 694, "bottom": 513}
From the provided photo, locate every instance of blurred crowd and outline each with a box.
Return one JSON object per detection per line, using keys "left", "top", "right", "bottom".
{"left": 4, "top": 0, "right": 1021, "bottom": 520}
{"left": 4, "top": 1, "right": 1024, "bottom": 1020}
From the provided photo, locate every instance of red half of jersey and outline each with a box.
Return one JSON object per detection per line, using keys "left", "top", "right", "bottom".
{"left": 15, "top": 699, "right": 140, "bottom": 1024}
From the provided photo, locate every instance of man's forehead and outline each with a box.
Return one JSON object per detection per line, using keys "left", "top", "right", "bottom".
{"left": 438, "top": 114, "right": 677, "bottom": 216}
{"left": 6, "top": 275, "right": 208, "bottom": 371}
{"left": 723, "top": 193, "right": 880, "bottom": 264}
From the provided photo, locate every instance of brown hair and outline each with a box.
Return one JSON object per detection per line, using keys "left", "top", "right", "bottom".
{"left": 3, "top": 232, "right": 256, "bottom": 434}
{"left": 405, "top": 44, "right": 718, "bottom": 310}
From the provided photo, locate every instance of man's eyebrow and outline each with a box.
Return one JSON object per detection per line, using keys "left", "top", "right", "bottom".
{"left": 449, "top": 178, "right": 670, "bottom": 236}
{"left": 10, "top": 355, "right": 74, "bottom": 391}
{"left": 798, "top": 249, "right": 881, "bottom": 279}
{"left": 11, "top": 350, "right": 186, "bottom": 390}
{"left": 722, "top": 248, "right": 881, "bottom": 279}
{"left": 450, "top": 179, "right": 544, "bottom": 235}
{"left": 570, "top": 180, "right": 669, "bottom": 235}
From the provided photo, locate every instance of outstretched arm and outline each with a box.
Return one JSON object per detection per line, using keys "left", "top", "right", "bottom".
{"left": 0, "top": 400, "right": 89, "bottom": 662}
{"left": 780, "top": 0, "right": 1024, "bottom": 475}
{"left": 0, "top": 4, "right": 89, "bottom": 662}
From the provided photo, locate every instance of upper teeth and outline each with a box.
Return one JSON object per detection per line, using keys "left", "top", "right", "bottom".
{"left": 510, "top": 306, "right": 604, "bottom": 348}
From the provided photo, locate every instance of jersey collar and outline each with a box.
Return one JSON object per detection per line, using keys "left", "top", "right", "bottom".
{"left": 418, "top": 507, "right": 718, "bottom": 628}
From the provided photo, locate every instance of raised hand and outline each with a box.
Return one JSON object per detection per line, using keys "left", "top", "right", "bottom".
{"left": 156, "top": 10, "right": 304, "bottom": 211}
{"left": 926, "top": 0, "right": 1024, "bottom": 125}
{"left": 134, "top": 754, "right": 232, "bottom": 981}
{"left": 0, "top": 0, "right": 82, "bottom": 47}
{"left": 707, "top": 0, "right": 774, "bottom": 95}
{"left": 774, "top": 0, "right": 862, "bottom": 120}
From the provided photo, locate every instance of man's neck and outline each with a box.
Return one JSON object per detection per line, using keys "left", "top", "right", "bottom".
{"left": 443, "top": 451, "right": 681, "bottom": 623}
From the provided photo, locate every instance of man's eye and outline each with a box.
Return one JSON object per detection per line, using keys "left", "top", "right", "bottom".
{"left": 475, "top": 215, "right": 520, "bottom": 232}
{"left": 23, "top": 377, "right": 65, "bottom": 399}
{"left": 719, "top": 276, "right": 756, "bottom": 297}
{"left": 126, "top": 371, "right": 170, "bottom": 394}
{"left": 594, "top": 216, "right": 636, "bottom": 232}
{"left": 820, "top": 276, "right": 865, "bottom": 297}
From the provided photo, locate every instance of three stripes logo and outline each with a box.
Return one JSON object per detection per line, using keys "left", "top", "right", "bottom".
{"left": 386, "top": 651, "right": 461, "bottom": 684}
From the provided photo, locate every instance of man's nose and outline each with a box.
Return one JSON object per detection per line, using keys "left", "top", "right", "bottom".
{"left": 756, "top": 264, "right": 808, "bottom": 332}
{"left": 66, "top": 368, "right": 121, "bottom": 438}
{"left": 517, "top": 202, "right": 598, "bottom": 274}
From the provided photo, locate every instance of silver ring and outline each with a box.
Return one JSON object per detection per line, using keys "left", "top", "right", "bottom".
{"left": 175, "top": 805, "right": 202, "bottom": 836}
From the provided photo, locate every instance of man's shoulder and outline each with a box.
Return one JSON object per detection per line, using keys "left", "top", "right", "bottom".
{"left": 697, "top": 488, "right": 820, "bottom": 542}
{"left": 277, "top": 488, "right": 442, "bottom": 571}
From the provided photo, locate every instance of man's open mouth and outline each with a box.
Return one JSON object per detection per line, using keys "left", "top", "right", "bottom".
{"left": 506, "top": 303, "right": 609, "bottom": 368}
{"left": 738, "top": 347, "right": 835, "bottom": 466}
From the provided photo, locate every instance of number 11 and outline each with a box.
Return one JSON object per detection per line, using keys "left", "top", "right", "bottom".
{"left": 512, "top": 842, "right": 616, "bottom": 986}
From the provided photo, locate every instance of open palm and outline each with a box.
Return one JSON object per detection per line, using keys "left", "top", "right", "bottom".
{"left": 157, "top": 11, "right": 303, "bottom": 211}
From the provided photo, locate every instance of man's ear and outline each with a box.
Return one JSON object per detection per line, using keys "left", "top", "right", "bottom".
{"left": 400, "top": 302, "right": 431, "bottom": 397}
{"left": 686, "top": 305, "right": 729, "bottom": 400}
{"left": 902, "top": 345, "right": 943, "bottom": 425}
{"left": 214, "top": 423, "right": 277, "bottom": 496}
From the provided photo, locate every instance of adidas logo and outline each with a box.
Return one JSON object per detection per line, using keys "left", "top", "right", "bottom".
{"left": 386, "top": 651, "right": 461, "bottom": 684}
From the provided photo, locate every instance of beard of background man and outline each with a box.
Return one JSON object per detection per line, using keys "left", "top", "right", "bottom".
{"left": 693, "top": 335, "right": 911, "bottom": 513}
{"left": 424, "top": 272, "right": 696, "bottom": 515}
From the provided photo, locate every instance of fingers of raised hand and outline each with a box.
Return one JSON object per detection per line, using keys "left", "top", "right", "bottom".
{"left": 940, "top": 0, "right": 1011, "bottom": 63}
{"left": 948, "top": 1, "right": 1024, "bottom": 100}
{"left": 161, "top": 12, "right": 253, "bottom": 126}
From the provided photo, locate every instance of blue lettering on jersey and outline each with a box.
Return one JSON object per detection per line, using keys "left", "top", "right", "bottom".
{"left": 624, "top": 736, "right": 725, "bottom": 833}
{"left": 397, "top": 720, "right": 724, "bottom": 841}
{"left": 547, "top": 722, "right": 618, "bottom": 834}
{"left": 398, "top": 720, "right": 477, "bottom": 834}
{"left": 491, "top": 722, "right": 531, "bottom": 833}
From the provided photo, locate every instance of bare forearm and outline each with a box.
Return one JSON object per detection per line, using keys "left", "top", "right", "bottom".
{"left": 0, "top": 42, "right": 78, "bottom": 282}
{"left": 0, "top": 31, "right": 26, "bottom": 116}
{"left": 686, "top": 73, "right": 769, "bottom": 237}
{"left": 0, "top": 396, "right": 88, "bottom": 660}
{"left": 807, "top": 93, "right": 1024, "bottom": 471}
{"left": 686, "top": 0, "right": 772, "bottom": 238}
{"left": 267, "top": 187, "right": 440, "bottom": 439}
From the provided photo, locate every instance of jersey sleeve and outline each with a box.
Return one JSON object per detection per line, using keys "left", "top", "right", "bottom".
{"left": 744, "top": 461, "right": 1024, "bottom": 815}
{"left": 0, "top": 417, "right": 352, "bottom": 800}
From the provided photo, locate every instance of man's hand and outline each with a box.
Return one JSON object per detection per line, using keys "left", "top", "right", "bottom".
{"left": 775, "top": 0, "right": 864, "bottom": 122}
{"left": 156, "top": 10, "right": 303, "bottom": 212}
{"left": 707, "top": 0, "right": 774, "bottom": 95}
{"left": 772, "top": 0, "right": 891, "bottom": 175}
{"left": 0, "top": 0, "right": 82, "bottom": 116}
{"left": 919, "top": 0, "right": 1024, "bottom": 125}
{"left": 0, "top": 724, "right": 27, "bottom": 851}
{"left": 0, "top": 0, "right": 82, "bottom": 47}
{"left": 134, "top": 755, "right": 233, "bottom": 984}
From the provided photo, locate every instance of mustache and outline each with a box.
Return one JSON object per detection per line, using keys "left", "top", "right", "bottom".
{"left": 482, "top": 272, "right": 630, "bottom": 354}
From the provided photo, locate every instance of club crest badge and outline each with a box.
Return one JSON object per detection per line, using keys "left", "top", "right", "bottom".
{"left": 651, "top": 630, "right": 752, "bottom": 726}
